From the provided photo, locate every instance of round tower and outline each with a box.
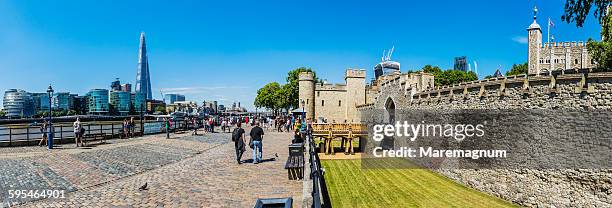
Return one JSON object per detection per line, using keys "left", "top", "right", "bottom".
{"left": 298, "top": 72, "right": 315, "bottom": 120}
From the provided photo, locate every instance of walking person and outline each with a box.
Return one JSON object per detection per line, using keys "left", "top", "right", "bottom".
{"left": 250, "top": 121, "right": 265, "bottom": 164}
{"left": 232, "top": 122, "right": 246, "bottom": 164}
{"left": 73, "top": 117, "right": 83, "bottom": 147}
{"left": 123, "top": 119, "right": 129, "bottom": 139}
{"left": 209, "top": 118, "right": 215, "bottom": 133}
{"left": 129, "top": 117, "right": 135, "bottom": 138}
{"left": 38, "top": 120, "right": 48, "bottom": 146}
{"left": 204, "top": 118, "right": 210, "bottom": 133}
{"left": 164, "top": 118, "right": 171, "bottom": 139}
{"left": 192, "top": 117, "right": 198, "bottom": 136}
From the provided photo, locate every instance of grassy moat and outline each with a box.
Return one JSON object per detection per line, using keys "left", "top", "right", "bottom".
{"left": 321, "top": 159, "right": 517, "bottom": 208}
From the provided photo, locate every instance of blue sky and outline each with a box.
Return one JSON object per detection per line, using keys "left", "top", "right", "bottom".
{"left": 0, "top": 0, "right": 601, "bottom": 110}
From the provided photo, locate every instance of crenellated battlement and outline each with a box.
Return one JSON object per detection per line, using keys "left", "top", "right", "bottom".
{"left": 541, "top": 41, "right": 587, "bottom": 48}
{"left": 358, "top": 70, "right": 612, "bottom": 111}
{"left": 316, "top": 83, "right": 347, "bottom": 91}
{"left": 345, "top": 68, "right": 366, "bottom": 78}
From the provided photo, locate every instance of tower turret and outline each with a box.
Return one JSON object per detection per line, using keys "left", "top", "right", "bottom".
{"left": 299, "top": 72, "right": 315, "bottom": 120}
{"left": 527, "top": 6, "right": 543, "bottom": 75}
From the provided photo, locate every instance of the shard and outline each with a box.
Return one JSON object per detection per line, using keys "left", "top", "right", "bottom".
{"left": 135, "top": 32, "right": 152, "bottom": 101}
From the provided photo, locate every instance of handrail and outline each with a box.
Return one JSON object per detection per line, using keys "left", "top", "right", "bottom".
{"left": 311, "top": 123, "right": 367, "bottom": 133}
{"left": 0, "top": 119, "right": 192, "bottom": 147}
{"left": 308, "top": 131, "right": 331, "bottom": 208}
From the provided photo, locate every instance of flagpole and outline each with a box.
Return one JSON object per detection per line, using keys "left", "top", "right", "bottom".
{"left": 547, "top": 17, "right": 550, "bottom": 46}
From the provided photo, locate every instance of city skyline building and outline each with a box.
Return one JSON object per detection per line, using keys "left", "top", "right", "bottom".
{"left": 454, "top": 56, "right": 468, "bottom": 72}
{"left": 135, "top": 32, "right": 152, "bottom": 101}
{"left": 31, "top": 92, "right": 48, "bottom": 112}
{"left": 374, "top": 47, "right": 400, "bottom": 80}
{"left": 110, "top": 91, "right": 131, "bottom": 115}
{"left": 72, "top": 95, "right": 88, "bottom": 115}
{"left": 111, "top": 78, "right": 122, "bottom": 92}
{"left": 52, "top": 92, "right": 73, "bottom": 111}
{"left": 86, "top": 89, "right": 109, "bottom": 114}
{"left": 164, "top": 94, "right": 185, "bottom": 104}
{"left": 3, "top": 89, "right": 36, "bottom": 118}
{"left": 121, "top": 83, "right": 132, "bottom": 92}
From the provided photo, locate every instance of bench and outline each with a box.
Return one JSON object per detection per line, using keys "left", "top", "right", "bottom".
{"left": 284, "top": 155, "right": 304, "bottom": 180}
{"left": 82, "top": 133, "right": 106, "bottom": 146}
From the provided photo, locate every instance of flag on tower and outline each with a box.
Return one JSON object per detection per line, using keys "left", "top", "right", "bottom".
{"left": 548, "top": 18, "right": 555, "bottom": 28}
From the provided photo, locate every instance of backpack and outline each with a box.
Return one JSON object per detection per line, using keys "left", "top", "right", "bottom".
{"left": 232, "top": 127, "right": 241, "bottom": 142}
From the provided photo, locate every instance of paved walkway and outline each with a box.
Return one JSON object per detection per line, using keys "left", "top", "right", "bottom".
{"left": 0, "top": 128, "right": 302, "bottom": 207}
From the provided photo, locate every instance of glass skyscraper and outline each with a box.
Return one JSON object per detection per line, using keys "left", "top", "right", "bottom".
{"left": 454, "top": 56, "right": 468, "bottom": 72}
{"left": 53, "top": 92, "right": 73, "bottom": 111}
{"left": 3, "top": 89, "right": 35, "bottom": 118}
{"left": 86, "top": 89, "right": 109, "bottom": 114}
{"left": 133, "top": 92, "right": 146, "bottom": 113}
{"left": 164, "top": 94, "right": 185, "bottom": 104}
{"left": 135, "top": 32, "right": 152, "bottom": 105}
{"left": 110, "top": 91, "right": 131, "bottom": 115}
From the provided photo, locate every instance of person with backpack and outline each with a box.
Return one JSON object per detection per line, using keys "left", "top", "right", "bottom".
{"left": 232, "top": 122, "right": 246, "bottom": 164}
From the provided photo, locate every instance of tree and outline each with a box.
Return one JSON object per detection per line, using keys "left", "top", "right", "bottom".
{"left": 285, "top": 67, "right": 317, "bottom": 110}
{"left": 587, "top": 38, "right": 612, "bottom": 69}
{"left": 420, "top": 65, "right": 477, "bottom": 86}
{"left": 422, "top": 65, "right": 442, "bottom": 74}
{"left": 155, "top": 106, "right": 166, "bottom": 113}
{"left": 484, "top": 75, "right": 494, "bottom": 79}
{"left": 255, "top": 82, "right": 284, "bottom": 114}
{"left": 506, "top": 62, "right": 529, "bottom": 76}
{"left": 562, "top": 0, "right": 611, "bottom": 40}
{"left": 563, "top": 0, "right": 612, "bottom": 69}
{"left": 0, "top": 110, "right": 5, "bottom": 117}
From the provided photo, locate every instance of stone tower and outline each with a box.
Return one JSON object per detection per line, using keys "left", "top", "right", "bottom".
{"left": 527, "top": 6, "right": 542, "bottom": 75}
{"left": 344, "top": 69, "right": 366, "bottom": 122}
{"left": 298, "top": 72, "right": 315, "bottom": 120}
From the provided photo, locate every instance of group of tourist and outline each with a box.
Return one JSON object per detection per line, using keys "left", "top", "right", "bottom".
{"left": 121, "top": 117, "right": 136, "bottom": 139}
{"left": 232, "top": 120, "right": 265, "bottom": 164}
{"left": 274, "top": 115, "right": 301, "bottom": 133}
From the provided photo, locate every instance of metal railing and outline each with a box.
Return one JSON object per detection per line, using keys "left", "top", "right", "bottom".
{"left": 308, "top": 132, "right": 331, "bottom": 208}
{"left": 0, "top": 119, "right": 193, "bottom": 147}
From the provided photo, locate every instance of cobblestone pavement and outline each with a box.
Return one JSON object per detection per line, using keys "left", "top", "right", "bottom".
{"left": 0, "top": 129, "right": 302, "bottom": 207}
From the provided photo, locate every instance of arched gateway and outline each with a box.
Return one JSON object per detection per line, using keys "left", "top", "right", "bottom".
{"left": 381, "top": 97, "right": 396, "bottom": 150}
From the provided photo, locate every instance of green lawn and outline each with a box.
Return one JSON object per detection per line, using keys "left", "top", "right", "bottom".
{"left": 321, "top": 159, "right": 517, "bottom": 208}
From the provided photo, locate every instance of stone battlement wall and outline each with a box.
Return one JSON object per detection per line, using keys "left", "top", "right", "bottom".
{"left": 409, "top": 72, "right": 612, "bottom": 110}
{"left": 361, "top": 71, "right": 612, "bottom": 207}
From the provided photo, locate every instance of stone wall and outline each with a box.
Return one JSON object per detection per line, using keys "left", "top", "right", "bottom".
{"left": 362, "top": 72, "right": 612, "bottom": 207}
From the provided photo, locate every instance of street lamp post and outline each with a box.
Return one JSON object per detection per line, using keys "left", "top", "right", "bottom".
{"left": 140, "top": 103, "right": 144, "bottom": 135}
{"left": 301, "top": 100, "right": 305, "bottom": 120}
{"left": 47, "top": 85, "right": 54, "bottom": 150}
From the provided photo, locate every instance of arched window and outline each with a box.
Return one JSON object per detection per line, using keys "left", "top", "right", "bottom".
{"left": 338, "top": 100, "right": 341, "bottom": 107}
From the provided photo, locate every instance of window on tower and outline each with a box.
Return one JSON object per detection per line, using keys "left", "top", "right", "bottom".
{"left": 321, "top": 100, "right": 324, "bottom": 106}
